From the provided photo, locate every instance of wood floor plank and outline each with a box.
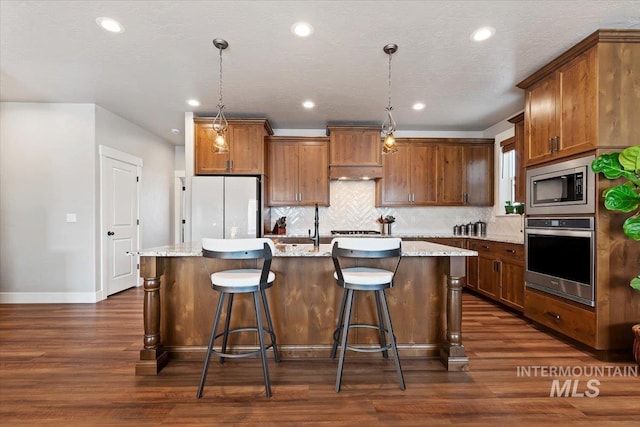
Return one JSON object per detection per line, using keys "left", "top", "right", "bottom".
{"left": 1, "top": 287, "right": 638, "bottom": 426}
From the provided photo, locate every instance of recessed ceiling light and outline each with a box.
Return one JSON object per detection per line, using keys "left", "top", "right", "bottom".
{"left": 413, "top": 102, "right": 426, "bottom": 110}
{"left": 96, "top": 17, "right": 124, "bottom": 33}
{"left": 302, "top": 100, "right": 315, "bottom": 109}
{"left": 187, "top": 99, "right": 200, "bottom": 107}
{"left": 471, "top": 26, "right": 495, "bottom": 42}
{"left": 291, "top": 22, "right": 313, "bottom": 37}
{"left": 171, "top": 128, "right": 181, "bottom": 135}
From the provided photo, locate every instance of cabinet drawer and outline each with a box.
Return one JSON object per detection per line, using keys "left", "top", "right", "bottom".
{"left": 470, "top": 240, "right": 523, "bottom": 263}
{"left": 495, "top": 242, "right": 523, "bottom": 263}
{"left": 524, "top": 288, "right": 596, "bottom": 347}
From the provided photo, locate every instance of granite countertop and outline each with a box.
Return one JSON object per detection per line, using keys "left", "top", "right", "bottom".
{"left": 265, "top": 233, "right": 524, "bottom": 245}
{"left": 130, "top": 240, "right": 477, "bottom": 258}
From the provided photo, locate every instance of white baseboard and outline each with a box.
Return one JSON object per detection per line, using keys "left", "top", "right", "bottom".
{"left": 0, "top": 291, "right": 104, "bottom": 304}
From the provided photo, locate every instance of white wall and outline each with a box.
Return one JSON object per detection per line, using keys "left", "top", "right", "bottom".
{"left": 0, "top": 102, "right": 174, "bottom": 303}
{"left": 1, "top": 103, "right": 97, "bottom": 299}
{"left": 95, "top": 106, "right": 174, "bottom": 249}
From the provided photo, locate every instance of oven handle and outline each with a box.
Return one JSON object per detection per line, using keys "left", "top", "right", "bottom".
{"left": 525, "top": 228, "right": 593, "bottom": 238}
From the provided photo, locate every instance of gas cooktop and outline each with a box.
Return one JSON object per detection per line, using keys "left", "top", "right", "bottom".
{"left": 330, "top": 230, "right": 382, "bottom": 235}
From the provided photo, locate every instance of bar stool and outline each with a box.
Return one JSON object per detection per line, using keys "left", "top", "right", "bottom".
{"left": 197, "top": 238, "right": 280, "bottom": 398}
{"left": 330, "top": 237, "right": 405, "bottom": 392}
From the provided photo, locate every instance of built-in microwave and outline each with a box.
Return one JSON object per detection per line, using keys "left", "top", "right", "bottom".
{"left": 526, "top": 155, "right": 595, "bottom": 215}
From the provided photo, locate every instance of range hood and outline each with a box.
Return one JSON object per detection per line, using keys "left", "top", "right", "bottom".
{"left": 329, "top": 165, "right": 383, "bottom": 180}
{"left": 327, "top": 125, "right": 383, "bottom": 180}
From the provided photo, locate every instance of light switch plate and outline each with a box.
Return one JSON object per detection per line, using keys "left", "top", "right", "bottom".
{"left": 66, "top": 213, "right": 77, "bottom": 223}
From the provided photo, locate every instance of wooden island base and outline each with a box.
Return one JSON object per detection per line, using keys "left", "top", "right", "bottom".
{"left": 134, "top": 242, "right": 471, "bottom": 375}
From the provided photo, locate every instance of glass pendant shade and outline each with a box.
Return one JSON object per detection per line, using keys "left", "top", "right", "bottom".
{"left": 382, "top": 132, "right": 398, "bottom": 154}
{"left": 212, "top": 38, "right": 229, "bottom": 154}
{"left": 212, "top": 107, "right": 228, "bottom": 153}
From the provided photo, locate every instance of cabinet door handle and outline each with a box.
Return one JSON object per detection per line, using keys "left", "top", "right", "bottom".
{"left": 299, "top": 193, "right": 302, "bottom": 202}
{"left": 546, "top": 311, "right": 561, "bottom": 320}
{"left": 506, "top": 249, "right": 516, "bottom": 254}
{"left": 548, "top": 137, "right": 554, "bottom": 153}
{"left": 481, "top": 245, "right": 490, "bottom": 250}
{"left": 554, "top": 136, "right": 560, "bottom": 152}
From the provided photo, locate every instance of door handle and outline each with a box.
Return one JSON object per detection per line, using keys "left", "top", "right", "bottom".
{"left": 107, "top": 231, "right": 115, "bottom": 236}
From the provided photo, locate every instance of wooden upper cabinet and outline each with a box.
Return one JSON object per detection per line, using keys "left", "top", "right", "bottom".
{"left": 464, "top": 144, "right": 494, "bottom": 206}
{"left": 327, "top": 126, "right": 383, "bottom": 179}
{"left": 523, "top": 47, "right": 597, "bottom": 166}
{"left": 518, "top": 30, "right": 640, "bottom": 166}
{"left": 298, "top": 141, "right": 329, "bottom": 205}
{"left": 438, "top": 144, "right": 465, "bottom": 205}
{"left": 438, "top": 143, "right": 494, "bottom": 206}
{"left": 194, "top": 118, "right": 273, "bottom": 175}
{"left": 376, "top": 141, "right": 437, "bottom": 206}
{"left": 377, "top": 139, "right": 493, "bottom": 207}
{"left": 267, "top": 137, "right": 329, "bottom": 206}
{"left": 558, "top": 48, "right": 597, "bottom": 155}
{"left": 507, "top": 112, "right": 526, "bottom": 203}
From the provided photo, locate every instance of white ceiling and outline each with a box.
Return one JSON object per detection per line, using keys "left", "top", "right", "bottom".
{"left": 1, "top": 1, "right": 639, "bottom": 146}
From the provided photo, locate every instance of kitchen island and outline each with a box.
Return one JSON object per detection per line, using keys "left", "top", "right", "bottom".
{"left": 131, "top": 240, "right": 476, "bottom": 375}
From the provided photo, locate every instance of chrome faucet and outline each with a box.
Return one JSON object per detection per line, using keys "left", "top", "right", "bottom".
{"left": 308, "top": 203, "right": 320, "bottom": 247}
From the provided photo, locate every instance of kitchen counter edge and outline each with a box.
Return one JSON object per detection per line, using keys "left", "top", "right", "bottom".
{"left": 130, "top": 240, "right": 477, "bottom": 258}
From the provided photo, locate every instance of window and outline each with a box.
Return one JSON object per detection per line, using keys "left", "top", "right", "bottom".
{"left": 500, "top": 136, "right": 516, "bottom": 208}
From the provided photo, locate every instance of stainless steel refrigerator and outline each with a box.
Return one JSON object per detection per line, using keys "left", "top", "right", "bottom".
{"left": 191, "top": 176, "right": 261, "bottom": 242}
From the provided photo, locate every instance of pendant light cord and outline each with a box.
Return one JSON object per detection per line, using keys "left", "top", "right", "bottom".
{"left": 218, "top": 46, "right": 224, "bottom": 108}
{"left": 387, "top": 50, "right": 392, "bottom": 112}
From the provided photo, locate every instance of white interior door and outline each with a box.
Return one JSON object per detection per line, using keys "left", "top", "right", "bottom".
{"left": 101, "top": 151, "right": 140, "bottom": 296}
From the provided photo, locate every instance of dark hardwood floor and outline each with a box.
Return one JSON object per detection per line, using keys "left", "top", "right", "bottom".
{"left": 1, "top": 287, "right": 638, "bottom": 426}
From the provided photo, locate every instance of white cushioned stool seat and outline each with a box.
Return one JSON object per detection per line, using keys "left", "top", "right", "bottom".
{"left": 212, "top": 269, "right": 276, "bottom": 287}
{"left": 333, "top": 267, "right": 394, "bottom": 286}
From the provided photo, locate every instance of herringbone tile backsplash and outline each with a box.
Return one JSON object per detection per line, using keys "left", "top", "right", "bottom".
{"left": 270, "top": 181, "right": 521, "bottom": 237}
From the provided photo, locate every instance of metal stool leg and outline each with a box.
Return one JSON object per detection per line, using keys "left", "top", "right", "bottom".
{"left": 197, "top": 292, "right": 226, "bottom": 398}
{"left": 330, "top": 288, "right": 348, "bottom": 359}
{"left": 260, "top": 288, "right": 280, "bottom": 363}
{"left": 220, "top": 293, "right": 234, "bottom": 364}
{"left": 379, "top": 289, "right": 405, "bottom": 390}
{"left": 253, "top": 291, "right": 272, "bottom": 398}
{"left": 336, "top": 288, "right": 354, "bottom": 392}
{"left": 374, "top": 291, "right": 389, "bottom": 359}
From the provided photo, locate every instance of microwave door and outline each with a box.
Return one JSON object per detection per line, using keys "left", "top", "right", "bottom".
{"left": 535, "top": 177, "right": 565, "bottom": 203}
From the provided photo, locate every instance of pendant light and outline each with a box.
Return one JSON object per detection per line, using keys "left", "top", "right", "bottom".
{"left": 381, "top": 43, "right": 398, "bottom": 154}
{"left": 212, "top": 38, "right": 229, "bottom": 153}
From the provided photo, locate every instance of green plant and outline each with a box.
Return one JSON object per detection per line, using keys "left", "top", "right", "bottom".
{"left": 591, "top": 145, "right": 640, "bottom": 291}
{"left": 504, "top": 201, "right": 515, "bottom": 214}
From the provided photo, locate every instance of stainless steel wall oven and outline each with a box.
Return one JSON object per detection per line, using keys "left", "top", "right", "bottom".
{"left": 525, "top": 217, "right": 595, "bottom": 307}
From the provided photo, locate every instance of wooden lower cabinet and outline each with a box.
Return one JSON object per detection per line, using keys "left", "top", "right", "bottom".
{"left": 467, "top": 240, "right": 525, "bottom": 312}
{"left": 525, "top": 288, "right": 597, "bottom": 348}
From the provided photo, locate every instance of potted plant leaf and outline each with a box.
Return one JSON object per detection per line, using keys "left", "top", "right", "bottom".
{"left": 591, "top": 145, "right": 640, "bottom": 364}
